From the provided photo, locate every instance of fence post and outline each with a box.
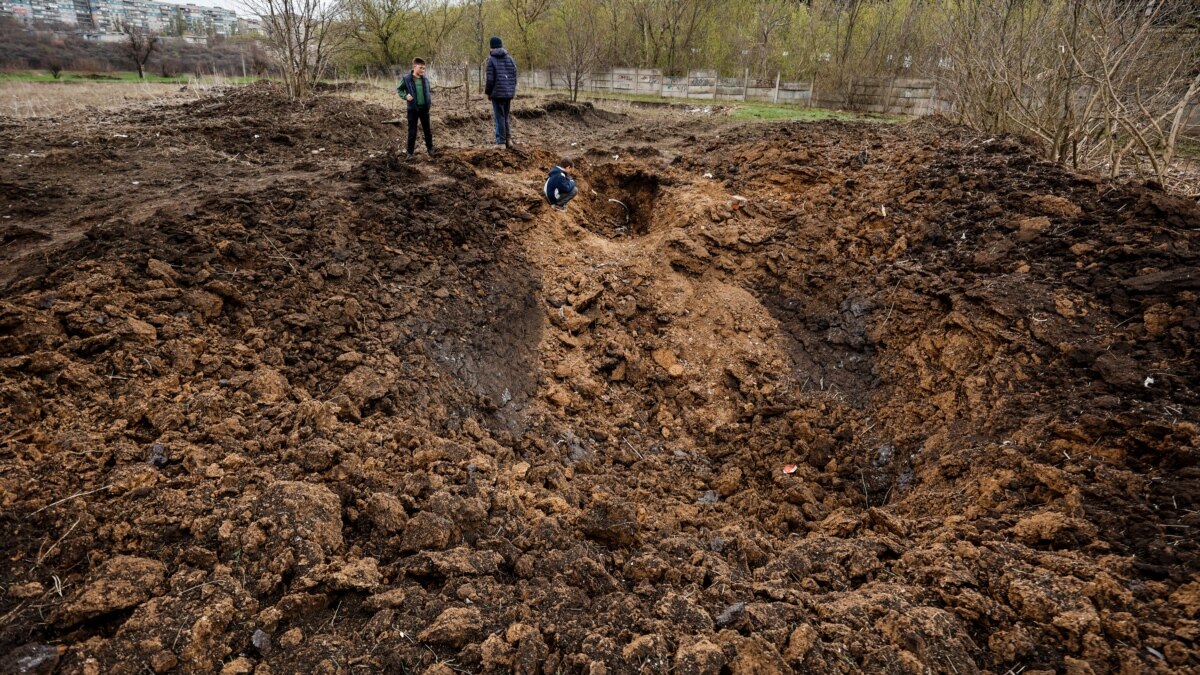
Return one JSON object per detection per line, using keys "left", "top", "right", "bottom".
{"left": 773, "top": 72, "right": 780, "bottom": 104}
{"left": 743, "top": 67, "right": 749, "bottom": 101}
{"left": 809, "top": 72, "right": 816, "bottom": 108}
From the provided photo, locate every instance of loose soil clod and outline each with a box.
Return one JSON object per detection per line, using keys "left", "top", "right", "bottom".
{"left": 1, "top": 83, "right": 1198, "bottom": 674}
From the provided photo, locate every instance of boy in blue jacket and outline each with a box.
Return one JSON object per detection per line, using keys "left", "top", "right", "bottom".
{"left": 544, "top": 158, "right": 578, "bottom": 211}
{"left": 485, "top": 36, "right": 518, "bottom": 148}
{"left": 397, "top": 57, "right": 435, "bottom": 160}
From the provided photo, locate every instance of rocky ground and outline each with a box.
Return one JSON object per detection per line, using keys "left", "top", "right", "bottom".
{"left": 1, "top": 83, "right": 1198, "bottom": 674}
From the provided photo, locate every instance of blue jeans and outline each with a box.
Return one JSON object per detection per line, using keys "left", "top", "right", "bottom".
{"left": 491, "top": 98, "right": 511, "bottom": 144}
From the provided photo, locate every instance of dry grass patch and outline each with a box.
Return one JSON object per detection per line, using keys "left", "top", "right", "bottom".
{"left": 0, "top": 82, "right": 205, "bottom": 118}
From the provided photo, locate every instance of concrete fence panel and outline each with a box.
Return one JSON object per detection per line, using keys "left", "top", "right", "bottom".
{"left": 589, "top": 71, "right": 613, "bottom": 92}
{"left": 687, "top": 70, "right": 717, "bottom": 99}
{"left": 746, "top": 87, "right": 774, "bottom": 102}
{"left": 663, "top": 76, "right": 689, "bottom": 98}
{"left": 635, "top": 69, "right": 662, "bottom": 96}
{"left": 777, "top": 80, "right": 813, "bottom": 105}
{"left": 715, "top": 77, "right": 745, "bottom": 101}
{"left": 612, "top": 68, "right": 637, "bottom": 93}
{"left": 509, "top": 68, "right": 953, "bottom": 116}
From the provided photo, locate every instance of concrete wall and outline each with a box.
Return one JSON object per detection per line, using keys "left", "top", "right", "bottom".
{"left": 430, "top": 65, "right": 951, "bottom": 115}
{"left": 433, "top": 65, "right": 1196, "bottom": 128}
{"left": 507, "top": 67, "right": 949, "bottom": 115}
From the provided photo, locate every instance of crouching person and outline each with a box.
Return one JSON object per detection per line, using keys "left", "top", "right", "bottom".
{"left": 544, "top": 158, "right": 578, "bottom": 211}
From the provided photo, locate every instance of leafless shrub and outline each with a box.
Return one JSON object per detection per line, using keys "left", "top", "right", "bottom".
{"left": 118, "top": 21, "right": 159, "bottom": 79}
{"left": 550, "top": 0, "right": 601, "bottom": 101}
{"left": 941, "top": 0, "right": 1200, "bottom": 195}
{"left": 243, "top": 0, "right": 348, "bottom": 98}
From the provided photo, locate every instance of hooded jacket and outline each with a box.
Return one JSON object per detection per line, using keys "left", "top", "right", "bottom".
{"left": 486, "top": 48, "right": 518, "bottom": 100}
{"left": 397, "top": 71, "right": 432, "bottom": 111}
{"left": 544, "top": 166, "right": 576, "bottom": 204}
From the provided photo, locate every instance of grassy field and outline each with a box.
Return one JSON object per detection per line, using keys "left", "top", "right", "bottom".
{"left": 0, "top": 72, "right": 267, "bottom": 117}
{"left": 0, "top": 70, "right": 261, "bottom": 85}
{"left": 0, "top": 80, "right": 219, "bottom": 117}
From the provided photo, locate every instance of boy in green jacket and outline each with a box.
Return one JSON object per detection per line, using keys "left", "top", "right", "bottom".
{"left": 397, "top": 57, "right": 435, "bottom": 159}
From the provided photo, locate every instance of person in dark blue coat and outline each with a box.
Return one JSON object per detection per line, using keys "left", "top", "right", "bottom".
{"left": 397, "top": 57, "right": 435, "bottom": 159}
{"left": 544, "top": 158, "right": 578, "bottom": 210}
{"left": 485, "top": 36, "right": 518, "bottom": 148}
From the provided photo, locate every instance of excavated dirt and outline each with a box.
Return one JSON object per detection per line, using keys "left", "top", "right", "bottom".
{"left": 1, "top": 83, "right": 1199, "bottom": 675}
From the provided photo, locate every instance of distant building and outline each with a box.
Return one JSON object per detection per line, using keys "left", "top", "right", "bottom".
{"left": 1, "top": 0, "right": 244, "bottom": 37}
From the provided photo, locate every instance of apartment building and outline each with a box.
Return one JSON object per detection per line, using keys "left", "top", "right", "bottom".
{"left": 1, "top": 0, "right": 240, "bottom": 37}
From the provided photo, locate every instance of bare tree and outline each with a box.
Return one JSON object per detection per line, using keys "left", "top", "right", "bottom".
{"left": 501, "top": 0, "right": 554, "bottom": 69}
{"left": 552, "top": 0, "right": 601, "bottom": 101}
{"left": 243, "top": 0, "right": 348, "bottom": 98}
{"left": 1067, "top": 0, "right": 1200, "bottom": 190}
{"left": 749, "top": 0, "right": 792, "bottom": 76}
{"left": 836, "top": 0, "right": 863, "bottom": 66}
{"left": 942, "top": 0, "right": 1200, "bottom": 195}
{"left": 416, "top": 0, "right": 466, "bottom": 63}
{"left": 596, "top": 0, "right": 629, "bottom": 67}
{"left": 473, "top": 0, "right": 486, "bottom": 91}
{"left": 118, "top": 21, "right": 159, "bottom": 79}
{"left": 345, "top": 0, "right": 414, "bottom": 73}
{"left": 629, "top": 0, "right": 714, "bottom": 75}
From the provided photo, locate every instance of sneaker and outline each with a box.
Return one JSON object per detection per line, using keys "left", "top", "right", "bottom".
{"left": 551, "top": 204, "right": 567, "bottom": 211}
{"left": 427, "top": 147, "right": 437, "bottom": 157}
{"left": 405, "top": 153, "right": 415, "bottom": 161}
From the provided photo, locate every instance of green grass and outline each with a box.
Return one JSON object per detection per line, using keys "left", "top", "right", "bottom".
{"left": 531, "top": 87, "right": 903, "bottom": 123}
{"left": 1177, "top": 137, "right": 1200, "bottom": 159}
{"left": 729, "top": 102, "right": 893, "bottom": 122}
{"left": 0, "top": 70, "right": 261, "bottom": 85}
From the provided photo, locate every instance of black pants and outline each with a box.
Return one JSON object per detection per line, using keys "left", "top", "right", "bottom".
{"left": 407, "top": 106, "right": 432, "bottom": 154}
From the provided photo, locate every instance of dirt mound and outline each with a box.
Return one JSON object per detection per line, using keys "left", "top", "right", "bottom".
{"left": 315, "top": 82, "right": 375, "bottom": 94}
{"left": 1, "top": 89, "right": 1199, "bottom": 674}
{"left": 515, "top": 100, "right": 616, "bottom": 121}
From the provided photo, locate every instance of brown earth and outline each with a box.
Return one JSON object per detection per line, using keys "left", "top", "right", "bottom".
{"left": 1, "top": 82, "right": 1199, "bottom": 674}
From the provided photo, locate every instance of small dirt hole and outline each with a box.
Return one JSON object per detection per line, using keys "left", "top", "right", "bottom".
{"left": 581, "top": 166, "right": 663, "bottom": 238}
